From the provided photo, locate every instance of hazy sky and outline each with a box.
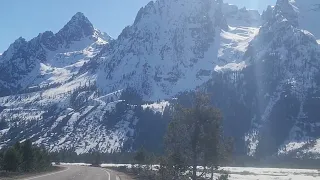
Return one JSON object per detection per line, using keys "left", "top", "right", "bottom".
{"left": 0, "top": 0, "right": 276, "bottom": 53}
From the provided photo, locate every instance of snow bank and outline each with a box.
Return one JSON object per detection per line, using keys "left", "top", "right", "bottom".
{"left": 99, "top": 164, "right": 320, "bottom": 180}
{"left": 59, "top": 163, "right": 91, "bottom": 166}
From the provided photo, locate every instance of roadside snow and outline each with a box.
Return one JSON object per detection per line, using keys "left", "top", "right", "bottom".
{"left": 100, "top": 164, "right": 320, "bottom": 180}
{"left": 60, "top": 163, "right": 91, "bottom": 166}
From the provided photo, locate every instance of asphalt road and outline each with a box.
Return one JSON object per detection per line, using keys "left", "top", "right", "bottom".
{"left": 19, "top": 166, "right": 119, "bottom": 180}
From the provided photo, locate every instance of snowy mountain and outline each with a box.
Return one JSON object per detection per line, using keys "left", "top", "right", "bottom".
{"left": 205, "top": 0, "right": 320, "bottom": 158}
{"left": 84, "top": 0, "right": 262, "bottom": 101}
{"left": 0, "top": 12, "right": 119, "bottom": 153}
{"left": 0, "top": 12, "right": 110, "bottom": 96}
{"left": 88, "top": 0, "right": 228, "bottom": 100}
{"left": 1, "top": 0, "right": 320, "bottom": 158}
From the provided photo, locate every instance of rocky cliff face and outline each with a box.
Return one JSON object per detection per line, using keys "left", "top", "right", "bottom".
{"left": 205, "top": 0, "right": 320, "bottom": 158}
{"left": 89, "top": 0, "right": 229, "bottom": 100}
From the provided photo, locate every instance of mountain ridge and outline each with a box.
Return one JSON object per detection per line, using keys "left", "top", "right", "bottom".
{"left": 0, "top": 12, "right": 110, "bottom": 96}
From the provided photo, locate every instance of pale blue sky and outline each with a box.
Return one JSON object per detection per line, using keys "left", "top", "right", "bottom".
{"left": 0, "top": 0, "right": 276, "bottom": 53}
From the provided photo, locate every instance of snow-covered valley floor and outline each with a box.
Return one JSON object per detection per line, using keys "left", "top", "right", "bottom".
{"left": 217, "top": 167, "right": 320, "bottom": 180}
{"left": 100, "top": 164, "right": 320, "bottom": 180}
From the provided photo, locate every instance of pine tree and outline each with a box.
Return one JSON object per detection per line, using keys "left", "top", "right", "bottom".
{"left": 0, "top": 150, "right": 4, "bottom": 170}
{"left": 165, "top": 92, "right": 225, "bottom": 180}
{"left": 3, "top": 147, "right": 19, "bottom": 172}
{"left": 91, "top": 151, "right": 101, "bottom": 167}
{"left": 21, "top": 139, "right": 34, "bottom": 172}
{"left": 134, "top": 149, "right": 146, "bottom": 165}
{"left": 134, "top": 148, "right": 146, "bottom": 173}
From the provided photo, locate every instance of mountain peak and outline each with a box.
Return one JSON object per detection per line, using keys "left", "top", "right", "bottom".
{"left": 69, "top": 12, "right": 93, "bottom": 28}
{"left": 260, "top": 0, "right": 298, "bottom": 26}
{"left": 1, "top": 37, "right": 27, "bottom": 60}
{"left": 275, "top": 0, "right": 298, "bottom": 20}
{"left": 72, "top": 12, "right": 87, "bottom": 20}
{"left": 56, "top": 12, "right": 95, "bottom": 43}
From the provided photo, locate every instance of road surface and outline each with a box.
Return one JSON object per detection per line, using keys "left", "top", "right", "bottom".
{"left": 19, "top": 166, "right": 120, "bottom": 180}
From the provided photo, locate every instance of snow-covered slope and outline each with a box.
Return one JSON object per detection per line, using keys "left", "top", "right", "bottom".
{"left": 85, "top": 0, "right": 261, "bottom": 101}
{"left": 0, "top": 12, "right": 110, "bottom": 96}
{"left": 0, "top": 13, "right": 125, "bottom": 153}
{"left": 90, "top": 0, "right": 228, "bottom": 100}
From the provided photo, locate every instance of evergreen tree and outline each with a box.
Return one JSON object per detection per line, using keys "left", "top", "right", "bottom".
{"left": 21, "top": 139, "right": 34, "bottom": 172}
{"left": 0, "top": 119, "right": 7, "bottom": 130}
{"left": 134, "top": 148, "right": 146, "bottom": 166}
{"left": 165, "top": 92, "right": 225, "bottom": 180}
{"left": 0, "top": 150, "right": 4, "bottom": 170}
{"left": 33, "top": 147, "right": 51, "bottom": 171}
{"left": 120, "top": 87, "right": 143, "bottom": 105}
{"left": 3, "top": 147, "right": 19, "bottom": 172}
{"left": 91, "top": 151, "right": 101, "bottom": 167}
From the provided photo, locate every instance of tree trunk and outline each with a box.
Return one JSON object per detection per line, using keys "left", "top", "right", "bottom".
{"left": 210, "top": 166, "right": 214, "bottom": 180}
{"left": 192, "top": 157, "right": 197, "bottom": 180}
{"left": 192, "top": 124, "right": 199, "bottom": 180}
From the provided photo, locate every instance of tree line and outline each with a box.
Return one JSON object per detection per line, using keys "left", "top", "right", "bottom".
{"left": 0, "top": 139, "right": 51, "bottom": 173}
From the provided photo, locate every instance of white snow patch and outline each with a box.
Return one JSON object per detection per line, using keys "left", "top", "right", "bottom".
{"left": 303, "top": 139, "right": 320, "bottom": 154}
{"left": 278, "top": 141, "right": 308, "bottom": 155}
{"left": 214, "top": 61, "right": 247, "bottom": 72}
{"left": 60, "top": 163, "right": 91, "bottom": 166}
{"left": 0, "top": 128, "right": 10, "bottom": 136}
{"left": 142, "top": 101, "right": 170, "bottom": 115}
{"left": 218, "top": 26, "right": 259, "bottom": 64}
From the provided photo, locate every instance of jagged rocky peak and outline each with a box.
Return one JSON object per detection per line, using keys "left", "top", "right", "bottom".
{"left": 261, "top": 5, "right": 274, "bottom": 23}
{"left": 222, "top": 3, "right": 261, "bottom": 27}
{"left": 36, "top": 12, "right": 110, "bottom": 51}
{"left": 248, "top": 0, "right": 318, "bottom": 62}
{"left": 1, "top": 37, "right": 27, "bottom": 60}
{"left": 262, "top": 0, "right": 320, "bottom": 41}
{"left": 56, "top": 12, "right": 95, "bottom": 43}
{"left": 37, "top": 31, "right": 60, "bottom": 51}
{"left": 133, "top": 0, "right": 227, "bottom": 28}
{"left": 0, "top": 11, "right": 111, "bottom": 96}
{"left": 133, "top": 1, "right": 155, "bottom": 25}
{"left": 273, "top": 0, "right": 298, "bottom": 25}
